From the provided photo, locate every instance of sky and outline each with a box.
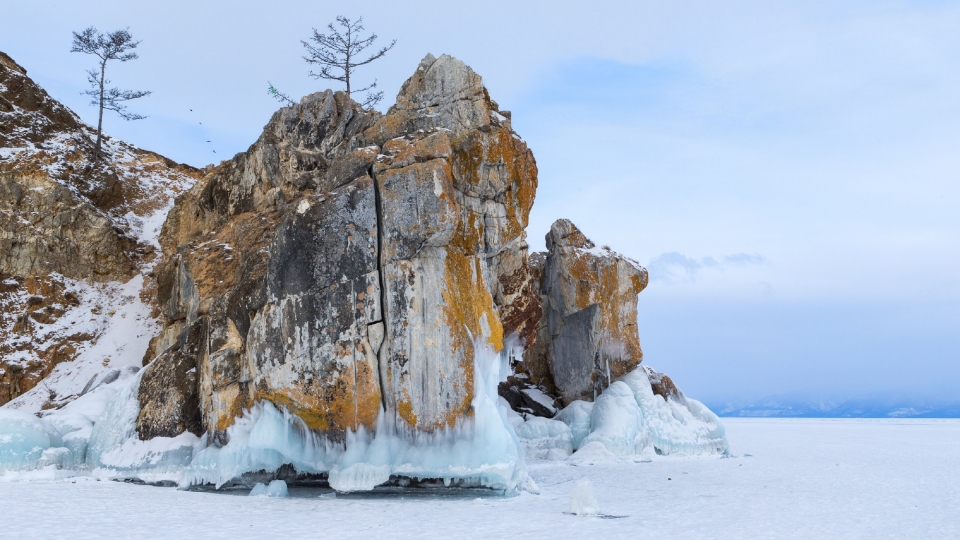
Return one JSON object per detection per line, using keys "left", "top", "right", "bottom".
{"left": 2, "top": 0, "right": 958, "bottom": 404}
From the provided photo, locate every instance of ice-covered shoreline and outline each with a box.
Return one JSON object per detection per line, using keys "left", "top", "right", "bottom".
{"left": 1, "top": 419, "right": 956, "bottom": 539}
{"left": 0, "top": 356, "right": 727, "bottom": 491}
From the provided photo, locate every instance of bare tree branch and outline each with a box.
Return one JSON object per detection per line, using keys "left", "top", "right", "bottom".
{"left": 267, "top": 82, "right": 296, "bottom": 106}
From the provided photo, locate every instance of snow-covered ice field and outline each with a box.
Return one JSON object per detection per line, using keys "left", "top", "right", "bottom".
{"left": 3, "top": 418, "right": 957, "bottom": 539}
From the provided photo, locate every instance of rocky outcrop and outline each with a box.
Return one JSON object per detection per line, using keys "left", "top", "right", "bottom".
{"left": 369, "top": 55, "right": 538, "bottom": 430}
{"left": 0, "top": 50, "right": 200, "bottom": 407}
{"left": 136, "top": 320, "right": 203, "bottom": 439}
{"left": 522, "top": 219, "right": 648, "bottom": 406}
{"left": 145, "top": 54, "right": 539, "bottom": 440}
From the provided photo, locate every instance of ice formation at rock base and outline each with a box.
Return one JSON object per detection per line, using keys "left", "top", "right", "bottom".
{"left": 0, "top": 350, "right": 726, "bottom": 493}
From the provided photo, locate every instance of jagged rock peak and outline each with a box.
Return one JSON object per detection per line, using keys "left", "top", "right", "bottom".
{"left": 546, "top": 219, "right": 596, "bottom": 251}
{"left": 394, "top": 54, "right": 486, "bottom": 112}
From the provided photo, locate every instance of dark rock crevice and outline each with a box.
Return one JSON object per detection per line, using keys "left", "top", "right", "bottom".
{"left": 369, "top": 162, "right": 389, "bottom": 413}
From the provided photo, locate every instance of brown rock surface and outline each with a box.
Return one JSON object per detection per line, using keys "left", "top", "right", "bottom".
{"left": 525, "top": 219, "right": 649, "bottom": 405}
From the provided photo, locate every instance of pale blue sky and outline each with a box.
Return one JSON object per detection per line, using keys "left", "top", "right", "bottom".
{"left": 3, "top": 0, "right": 958, "bottom": 402}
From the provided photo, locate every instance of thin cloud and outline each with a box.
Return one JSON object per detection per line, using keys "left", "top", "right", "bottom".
{"left": 724, "top": 253, "right": 765, "bottom": 265}
{"left": 648, "top": 251, "right": 764, "bottom": 282}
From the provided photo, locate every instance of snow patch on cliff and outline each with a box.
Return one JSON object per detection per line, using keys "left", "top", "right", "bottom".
{"left": 3, "top": 274, "right": 160, "bottom": 413}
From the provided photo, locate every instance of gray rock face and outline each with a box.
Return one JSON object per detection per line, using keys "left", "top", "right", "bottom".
{"left": 524, "top": 219, "right": 649, "bottom": 405}
{"left": 152, "top": 90, "right": 381, "bottom": 435}
{"left": 146, "top": 54, "right": 539, "bottom": 437}
{"left": 137, "top": 321, "right": 203, "bottom": 440}
{"left": 0, "top": 173, "right": 135, "bottom": 281}
{"left": 247, "top": 175, "right": 383, "bottom": 433}
{"left": 1, "top": 52, "right": 130, "bottom": 281}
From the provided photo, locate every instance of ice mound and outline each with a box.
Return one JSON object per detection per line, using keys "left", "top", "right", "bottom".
{"left": 86, "top": 369, "right": 198, "bottom": 483}
{"left": 566, "top": 441, "right": 616, "bottom": 465}
{"left": 0, "top": 409, "right": 63, "bottom": 473}
{"left": 250, "top": 479, "right": 288, "bottom": 497}
{"left": 569, "top": 479, "right": 600, "bottom": 515}
{"left": 514, "top": 417, "right": 573, "bottom": 460}
{"left": 621, "top": 367, "right": 728, "bottom": 455}
{"left": 555, "top": 365, "right": 728, "bottom": 459}
{"left": 581, "top": 382, "right": 644, "bottom": 456}
{"left": 554, "top": 400, "right": 593, "bottom": 450}
{"left": 0, "top": 367, "right": 144, "bottom": 476}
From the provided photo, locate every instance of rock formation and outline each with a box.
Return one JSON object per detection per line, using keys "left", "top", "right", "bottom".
{"left": 0, "top": 50, "right": 200, "bottom": 407}
{"left": 521, "top": 219, "right": 648, "bottom": 406}
{"left": 143, "top": 54, "right": 540, "bottom": 440}
{"left": 0, "top": 50, "right": 731, "bottom": 487}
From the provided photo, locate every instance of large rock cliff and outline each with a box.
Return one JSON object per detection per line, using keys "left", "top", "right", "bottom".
{"left": 143, "top": 54, "right": 540, "bottom": 440}
{"left": 0, "top": 50, "right": 200, "bottom": 408}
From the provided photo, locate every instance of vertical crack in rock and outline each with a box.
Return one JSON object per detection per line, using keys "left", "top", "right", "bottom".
{"left": 369, "top": 163, "right": 389, "bottom": 413}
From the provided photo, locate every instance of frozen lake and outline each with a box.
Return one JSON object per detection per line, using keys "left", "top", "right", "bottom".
{"left": 3, "top": 419, "right": 958, "bottom": 539}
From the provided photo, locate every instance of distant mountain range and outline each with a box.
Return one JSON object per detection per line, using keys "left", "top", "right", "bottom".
{"left": 708, "top": 394, "right": 960, "bottom": 418}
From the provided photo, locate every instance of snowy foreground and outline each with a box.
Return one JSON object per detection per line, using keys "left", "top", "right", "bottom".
{"left": 2, "top": 419, "right": 957, "bottom": 539}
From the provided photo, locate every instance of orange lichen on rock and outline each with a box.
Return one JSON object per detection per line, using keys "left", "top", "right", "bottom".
{"left": 253, "top": 342, "right": 382, "bottom": 434}
{"left": 532, "top": 219, "right": 650, "bottom": 404}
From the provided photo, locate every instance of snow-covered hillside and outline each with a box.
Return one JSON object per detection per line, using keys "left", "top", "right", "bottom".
{"left": 0, "top": 50, "right": 200, "bottom": 409}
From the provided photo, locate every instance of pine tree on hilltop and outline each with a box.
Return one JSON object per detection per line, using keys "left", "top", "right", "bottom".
{"left": 71, "top": 27, "right": 151, "bottom": 160}
{"left": 301, "top": 16, "right": 395, "bottom": 107}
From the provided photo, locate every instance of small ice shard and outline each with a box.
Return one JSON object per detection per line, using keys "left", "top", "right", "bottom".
{"left": 524, "top": 477, "right": 541, "bottom": 494}
{"left": 249, "top": 479, "right": 288, "bottom": 497}
{"left": 569, "top": 479, "right": 600, "bottom": 515}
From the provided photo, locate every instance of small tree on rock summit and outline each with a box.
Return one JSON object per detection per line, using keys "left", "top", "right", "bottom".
{"left": 71, "top": 26, "right": 151, "bottom": 160}
{"left": 301, "top": 16, "right": 395, "bottom": 107}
